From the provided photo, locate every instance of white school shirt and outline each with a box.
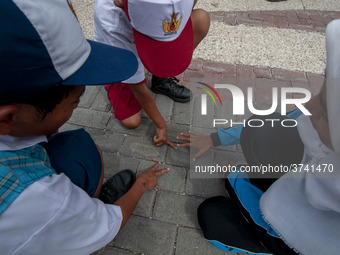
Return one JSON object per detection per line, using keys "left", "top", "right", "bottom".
{"left": 93, "top": 0, "right": 145, "bottom": 84}
{"left": 260, "top": 115, "right": 340, "bottom": 255}
{"left": 0, "top": 135, "right": 123, "bottom": 255}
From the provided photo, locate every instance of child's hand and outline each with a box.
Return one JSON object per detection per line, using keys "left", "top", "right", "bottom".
{"left": 153, "top": 126, "right": 177, "bottom": 149}
{"left": 136, "top": 162, "right": 169, "bottom": 190}
{"left": 177, "top": 132, "right": 213, "bottom": 161}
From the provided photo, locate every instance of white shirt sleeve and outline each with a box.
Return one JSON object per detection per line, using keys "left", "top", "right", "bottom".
{"left": 93, "top": 0, "right": 145, "bottom": 84}
{"left": 0, "top": 173, "right": 122, "bottom": 255}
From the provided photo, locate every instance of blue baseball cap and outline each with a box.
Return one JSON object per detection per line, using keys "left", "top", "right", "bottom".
{"left": 0, "top": 0, "right": 138, "bottom": 103}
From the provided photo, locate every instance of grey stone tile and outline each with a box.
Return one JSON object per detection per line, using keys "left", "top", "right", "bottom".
{"left": 166, "top": 146, "right": 190, "bottom": 168}
{"left": 153, "top": 191, "right": 204, "bottom": 228}
{"left": 214, "top": 99, "right": 236, "bottom": 122}
{"left": 189, "top": 148, "right": 216, "bottom": 179}
{"left": 90, "top": 249, "right": 103, "bottom": 255}
{"left": 91, "top": 87, "right": 112, "bottom": 112}
{"left": 86, "top": 128, "right": 125, "bottom": 153}
{"left": 102, "top": 152, "right": 140, "bottom": 177}
{"left": 138, "top": 160, "right": 187, "bottom": 193}
{"left": 68, "top": 108, "right": 111, "bottom": 129}
{"left": 213, "top": 150, "right": 246, "bottom": 167}
{"left": 172, "top": 99, "right": 194, "bottom": 125}
{"left": 106, "top": 117, "right": 152, "bottom": 138}
{"left": 154, "top": 94, "right": 174, "bottom": 122}
{"left": 186, "top": 177, "right": 227, "bottom": 198}
{"left": 120, "top": 136, "right": 167, "bottom": 162}
{"left": 175, "top": 227, "right": 228, "bottom": 255}
{"left": 165, "top": 123, "right": 190, "bottom": 144}
{"left": 189, "top": 149, "right": 245, "bottom": 179}
{"left": 114, "top": 215, "right": 176, "bottom": 255}
{"left": 79, "top": 86, "right": 102, "bottom": 109}
{"left": 192, "top": 95, "right": 215, "bottom": 129}
{"left": 133, "top": 189, "right": 156, "bottom": 218}
{"left": 101, "top": 247, "right": 134, "bottom": 255}
{"left": 59, "top": 123, "right": 83, "bottom": 133}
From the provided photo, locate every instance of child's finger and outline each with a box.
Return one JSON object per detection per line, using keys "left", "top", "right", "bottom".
{"left": 193, "top": 149, "right": 207, "bottom": 161}
{"left": 154, "top": 168, "right": 170, "bottom": 176}
{"left": 147, "top": 162, "right": 162, "bottom": 172}
{"left": 166, "top": 140, "right": 177, "bottom": 150}
{"left": 180, "top": 133, "right": 191, "bottom": 137}
{"left": 176, "top": 136, "right": 191, "bottom": 142}
{"left": 177, "top": 143, "right": 192, "bottom": 147}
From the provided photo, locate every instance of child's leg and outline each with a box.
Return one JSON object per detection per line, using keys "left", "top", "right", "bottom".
{"left": 198, "top": 196, "right": 273, "bottom": 254}
{"left": 43, "top": 129, "right": 103, "bottom": 197}
{"left": 191, "top": 9, "right": 210, "bottom": 49}
{"left": 105, "top": 82, "right": 143, "bottom": 129}
{"left": 92, "top": 145, "right": 104, "bottom": 198}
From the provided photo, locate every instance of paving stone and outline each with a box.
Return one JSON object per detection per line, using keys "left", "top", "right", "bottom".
{"left": 133, "top": 189, "right": 157, "bottom": 218}
{"left": 91, "top": 87, "right": 112, "bottom": 112}
{"left": 253, "top": 67, "right": 272, "bottom": 79}
{"left": 90, "top": 249, "right": 103, "bottom": 255}
{"left": 102, "top": 152, "right": 140, "bottom": 177}
{"left": 153, "top": 191, "right": 204, "bottom": 228}
{"left": 86, "top": 128, "right": 125, "bottom": 153}
{"left": 214, "top": 99, "right": 236, "bottom": 126}
{"left": 189, "top": 149, "right": 223, "bottom": 179}
{"left": 175, "top": 227, "right": 228, "bottom": 255}
{"left": 188, "top": 59, "right": 203, "bottom": 71}
{"left": 192, "top": 95, "right": 215, "bottom": 129}
{"left": 166, "top": 123, "right": 191, "bottom": 143}
{"left": 166, "top": 145, "right": 190, "bottom": 168}
{"left": 202, "top": 62, "right": 236, "bottom": 77}
{"left": 101, "top": 247, "right": 135, "bottom": 255}
{"left": 272, "top": 68, "right": 306, "bottom": 81}
{"left": 214, "top": 150, "right": 246, "bottom": 167}
{"left": 59, "top": 123, "right": 83, "bottom": 132}
{"left": 154, "top": 94, "right": 174, "bottom": 122}
{"left": 68, "top": 108, "right": 111, "bottom": 129}
{"left": 172, "top": 99, "right": 193, "bottom": 125}
{"left": 120, "top": 136, "right": 167, "bottom": 162}
{"left": 138, "top": 160, "right": 187, "bottom": 193}
{"left": 114, "top": 215, "right": 176, "bottom": 255}
{"left": 186, "top": 176, "right": 227, "bottom": 198}
{"left": 106, "top": 117, "right": 152, "bottom": 138}
{"left": 237, "top": 65, "right": 255, "bottom": 78}
{"left": 79, "top": 86, "right": 102, "bottom": 109}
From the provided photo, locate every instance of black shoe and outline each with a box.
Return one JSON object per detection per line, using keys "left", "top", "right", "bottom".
{"left": 99, "top": 169, "right": 136, "bottom": 204}
{"left": 151, "top": 75, "right": 192, "bottom": 103}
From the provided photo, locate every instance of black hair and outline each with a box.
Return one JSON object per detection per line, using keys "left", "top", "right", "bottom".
{"left": 12, "top": 85, "right": 77, "bottom": 119}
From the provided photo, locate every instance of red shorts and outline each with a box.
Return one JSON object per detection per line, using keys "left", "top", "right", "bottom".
{"left": 104, "top": 80, "right": 145, "bottom": 121}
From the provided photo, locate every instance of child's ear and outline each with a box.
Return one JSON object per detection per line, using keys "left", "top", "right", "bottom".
{"left": 0, "top": 105, "right": 18, "bottom": 135}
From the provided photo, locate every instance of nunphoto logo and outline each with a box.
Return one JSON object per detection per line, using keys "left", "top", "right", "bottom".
{"left": 198, "top": 83, "right": 311, "bottom": 128}
{"left": 188, "top": 78, "right": 314, "bottom": 179}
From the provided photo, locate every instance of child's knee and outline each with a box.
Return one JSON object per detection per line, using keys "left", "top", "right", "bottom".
{"left": 121, "top": 113, "right": 141, "bottom": 129}
{"left": 192, "top": 9, "right": 210, "bottom": 36}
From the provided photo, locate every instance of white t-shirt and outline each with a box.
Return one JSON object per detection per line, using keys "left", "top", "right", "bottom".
{"left": 93, "top": 0, "right": 145, "bottom": 84}
{"left": 0, "top": 135, "right": 123, "bottom": 255}
{"left": 260, "top": 115, "right": 340, "bottom": 255}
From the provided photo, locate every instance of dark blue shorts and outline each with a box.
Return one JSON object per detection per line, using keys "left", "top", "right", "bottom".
{"left": 43, "top": 129, "right": 102, "bottom": 197}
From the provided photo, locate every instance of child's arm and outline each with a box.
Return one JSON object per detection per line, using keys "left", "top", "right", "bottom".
{"left": 129, "top": 83, "right": 176, "bottom": 149}
{"left": 114, "top": 162, "right": 169, "bottom": 231}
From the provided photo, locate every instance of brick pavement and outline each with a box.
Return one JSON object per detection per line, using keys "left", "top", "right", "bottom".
{"left": 64, "top": 4, "right": 332, "bottom": 255}
{"left": 210, "top": 10, "right": 340, "bottom": 33}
